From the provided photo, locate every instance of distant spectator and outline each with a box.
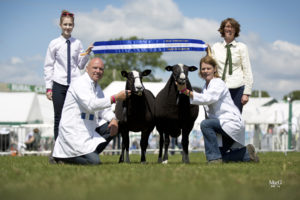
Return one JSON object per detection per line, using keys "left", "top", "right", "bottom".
{"left": 170, "top": 136, "right": 182, "bottom": 155}
{"left": 130, "top": 140, "right": 139, "bottom": 150}
{"left": 0, "top": 128, "right": 10, "bottom": 151}
{"left": 25, "top": 128, "right": 41, "bottom": 151}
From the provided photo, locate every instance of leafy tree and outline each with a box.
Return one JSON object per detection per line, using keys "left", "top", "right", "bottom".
{"left": 283, "top": 90, "right": 300, "bottom": 101}
{"left": 94, "top": 36, "right": 168, "bottom": 88}
{"left": 251, "top": 90, "right": 270, "bottom": 98}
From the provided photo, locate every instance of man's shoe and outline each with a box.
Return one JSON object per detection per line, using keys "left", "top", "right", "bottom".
{"left": 246, "top": 144, "right": 259, "bottom": 162}
{"left": 49, "top": 155, "right": 65, "bottom": 164}
{"left": 207, "top": 159, "right": 223, "bottom": 164}
{"left": 48, "top": 154, "right": 57, "bottom": 164}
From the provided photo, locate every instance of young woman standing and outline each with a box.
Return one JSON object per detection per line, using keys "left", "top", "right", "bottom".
{"left": 211, "top": 18, "right": 253, "bottom": 113}
{"left": 44, "top": 10, "right": 93, "bottom": 140}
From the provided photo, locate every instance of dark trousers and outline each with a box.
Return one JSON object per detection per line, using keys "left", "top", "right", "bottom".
{"left": 52, "top": 82, "right": 69, "bottom": 140}
{"left": 229, "top": 86, "right": 244, "bottom": 113}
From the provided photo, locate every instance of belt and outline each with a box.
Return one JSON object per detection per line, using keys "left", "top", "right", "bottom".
{"left": 81, "top": 113, "right": 94, "bottom": 121}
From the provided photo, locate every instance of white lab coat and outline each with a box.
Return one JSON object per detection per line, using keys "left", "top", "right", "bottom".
{"left": 191, "top": 78, "right": 245, "bottom": 146}
{"left": 53, "top": 73, "right": 115, "bottom": 158}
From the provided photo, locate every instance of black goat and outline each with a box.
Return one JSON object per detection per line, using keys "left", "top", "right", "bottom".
{"left": 155, "top": 64, "right": 199, "bottom": 163}
{"left": 115, "top": 70, "right": 155, "bottom": 163}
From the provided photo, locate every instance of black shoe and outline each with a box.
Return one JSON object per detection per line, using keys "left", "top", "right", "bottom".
{"left": 48, "top": 154, "right": 57, "bottom": 164}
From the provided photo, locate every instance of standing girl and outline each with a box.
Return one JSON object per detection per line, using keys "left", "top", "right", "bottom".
{"left": 44, "top": 10, "right": 93, "bottom": 140}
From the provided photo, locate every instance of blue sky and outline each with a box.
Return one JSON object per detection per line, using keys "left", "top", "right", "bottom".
{"left": 0, "top": 0, "right": 300, "bottom": 99}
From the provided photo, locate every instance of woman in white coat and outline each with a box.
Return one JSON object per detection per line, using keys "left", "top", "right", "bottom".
{"left": 177, "top": 49, "right": 259, "bottom": 163}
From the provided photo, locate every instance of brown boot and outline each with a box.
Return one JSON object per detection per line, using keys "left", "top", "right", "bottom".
{"left": 207, "top": 159, "right": 223, "bottom": 164}
{"left": 246, "top": 144, "right": 259, "bottom": 162}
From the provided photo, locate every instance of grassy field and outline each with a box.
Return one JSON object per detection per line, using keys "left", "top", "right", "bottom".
{"left": 0, "top": 152, "right": 299, "bottom": 200}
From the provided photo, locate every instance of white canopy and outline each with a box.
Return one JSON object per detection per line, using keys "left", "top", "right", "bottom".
{"left": 0, "top": 92, "right": 43, "bottom": 124}
{"left": 37, "top": 94, "right": 54, "bottom": 124}
{"left": 243, "top": 97, "right": 300, "bottom": 127}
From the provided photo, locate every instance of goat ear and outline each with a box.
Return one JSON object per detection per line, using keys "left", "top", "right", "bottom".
{"left": 141, "top": 69, "right": 151, "bottom": 76}
{"left": 165, "top": 66, "right": 173, "bottom": 71}
{"left": 121, "top": 71, "right": 128, "bottom": 78}
{"left": 188, "top": 66, "right": 198, "bottom": 72}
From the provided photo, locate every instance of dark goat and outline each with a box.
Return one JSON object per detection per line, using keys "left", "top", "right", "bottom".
{"left": 115, "top": 70, "right": 155, "bottom": 163}
{"left": 155, "top": 64, "right": 199, "bottom": 163}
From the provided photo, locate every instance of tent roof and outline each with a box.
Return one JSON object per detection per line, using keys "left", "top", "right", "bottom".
{"left": 244, "top": 97, "right": 276, "bottom": 108}
{"left": 0, "top": 92, "right": 43, "bottom": 124}
{"left": 37, "top": 94, "right": 54, "bottom": 124}
{"left": 243, "top": 99, "right": 300, "bottom": 124}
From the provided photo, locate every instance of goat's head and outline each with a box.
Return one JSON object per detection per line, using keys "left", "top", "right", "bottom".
{"left": 166, "top": 64, "right": 197, "bottom": 85}
{"left": 121, "top": 69, "right": 151, "bottom": 96}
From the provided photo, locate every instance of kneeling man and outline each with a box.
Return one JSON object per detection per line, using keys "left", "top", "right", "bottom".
{"left": 52, "top": 57, "right": 130, "bottom": 164}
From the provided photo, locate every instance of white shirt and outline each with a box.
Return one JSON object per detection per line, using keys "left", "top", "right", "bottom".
{"left": 211, "top": 40, "right": 253, "bottom": 95}
{"left": 191, "top": 78, "right": 245, "bottom": 146}
{"left": 53, "top": 73, "right": 116, "bottom": 158}
{"left": 25, "top": 131, "right": 34, "bottom": 141}
{"left": 44, "top": 35, "right": 89, "bottom": 88}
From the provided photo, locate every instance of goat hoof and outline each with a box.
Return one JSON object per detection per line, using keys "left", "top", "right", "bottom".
{"left": 157, "top": 157, "right": 163, "bottom": 163}
{"left": 182, "top": 158, "right": 190, "bottom": 164}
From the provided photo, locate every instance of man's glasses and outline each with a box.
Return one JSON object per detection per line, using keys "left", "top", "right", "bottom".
{"left": 61, "top": 12, "right": 74, "bottom": 17}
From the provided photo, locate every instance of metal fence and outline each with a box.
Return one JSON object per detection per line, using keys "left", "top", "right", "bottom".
{"left": 1, "top": 123, "right": 299, "bottom": 157}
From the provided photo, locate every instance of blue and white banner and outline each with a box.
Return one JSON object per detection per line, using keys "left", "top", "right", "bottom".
{"left": 92, "top": 39, "right": 207, "bottom": 54}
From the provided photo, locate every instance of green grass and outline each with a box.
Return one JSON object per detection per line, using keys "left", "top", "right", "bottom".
{"left": 0, "top": 152, "right": 299, "bottom": 200}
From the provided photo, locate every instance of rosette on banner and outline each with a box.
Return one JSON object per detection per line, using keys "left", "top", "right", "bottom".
{"left": 92, "top": 39, "right": 207, "bottom": 54}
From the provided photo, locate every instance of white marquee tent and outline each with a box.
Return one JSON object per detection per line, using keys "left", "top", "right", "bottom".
{"left": 0, "top": 92, "right": 43, "bottom": 125}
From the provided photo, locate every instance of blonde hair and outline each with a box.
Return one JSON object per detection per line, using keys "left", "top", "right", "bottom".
{"left": 199, "top": 45, "right": 220, "bottom": 78}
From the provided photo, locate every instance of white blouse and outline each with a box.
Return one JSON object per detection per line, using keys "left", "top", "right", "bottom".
{"left": 44, "top": 35, "right": 89, "bottom": 89}
{"left": 211, "top": 40, "right": 253, "bottom": 95}
{"left": 191, "top": 78, "right": 245, "bottom": 146}
{"left": 53, "top": 73, "right": 116, "bottom": 158}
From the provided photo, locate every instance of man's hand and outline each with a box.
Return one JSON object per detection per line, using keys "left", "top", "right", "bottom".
{"left": 241, "top": 94, "right": 249, "bottom": 105}
{"left": 175, "top": 82, "right": 187, "bottom": 91}
{"left": 46, "top": 90, "right": 52, "bottom": 100}
{"left": 108, "top": 118, "right": 119, "bottom": 137}
{"left": 116, "top": 90, "right": 132, "bottom": 101}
